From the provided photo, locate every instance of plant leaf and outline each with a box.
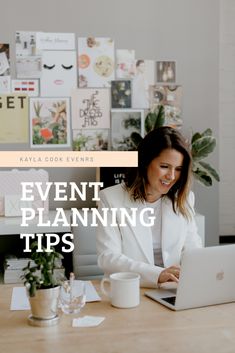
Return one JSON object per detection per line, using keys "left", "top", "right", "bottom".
{"left": 130, "top": 132, "right": 143, "bottom": 149}
{"left": 198, "top": 161, "right": 220, "bottom": 181}
{"left": 145, "top": 112, "right": 156, "bottom": 133}
{"left": 191, "top": 129, "right": 212, "bottom": 145}
{"left": 144, "top": 105, "right": 165, "bottom": 133}
{"left": 193, "top": 169, "right": 212, "bottom": 186}
{"left": 154, "top": 105, "right": 165, "bottom": 129}
{"left": 191, "top": 132, "right": 201, "bottom": 144}
{"left": 191, "top": 136, "right": 216, "bottom": 160}
{"left": 21, "top": 240, "right": 64, "bottom": 296}
{"left": 201, "top": 128, "right": 212, "bottom": 137}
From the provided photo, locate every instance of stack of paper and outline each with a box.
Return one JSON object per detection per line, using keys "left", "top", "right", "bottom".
{"left": 4, "top": 256, "right": 64, "bottom": 284}
{"left": 4, "top": 257, "right": 32, "bottom": 284}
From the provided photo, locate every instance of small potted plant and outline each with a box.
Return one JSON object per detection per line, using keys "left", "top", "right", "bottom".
{"left": 22, "top": 242, "right": 64, "bottom": 326}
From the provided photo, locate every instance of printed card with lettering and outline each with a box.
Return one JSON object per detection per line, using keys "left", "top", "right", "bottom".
{"left": 36, "top": 32, "right": 75, "bottom": 50}
{"left": 0, "top": 94, "right": 28, "bottom": 143}
{"left": 98, "top": 167, "right": 129, "bottom": 189}
{"left": 71, "top": 88, "right": 110, "bottom": 129}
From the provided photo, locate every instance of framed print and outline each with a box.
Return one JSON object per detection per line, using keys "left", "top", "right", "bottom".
{"left": 116, "top": 49, "right": 135, "bottom": 79}
{"left": 149, "top": 85, "right": 183, "bottom": 128}
{"left": 132, "top": 59, "right": 155, "bottom": 109}
{"left": 11, "top": 79, "right": 39, "bottom": 97}
{"left": 71, "top": 88, "right": 110, "bottom": 129}
{"left": 0, "top": 94, "right": 28, "bottom": 143}
{"left": 111, "top": 80, "right": 131, "bottom": 108}
{"left": 78, "top": 37, "right": 115, "bottom": 87}
{"left": 15, "top": 31, "right": 42, "bottom": 78}
{"left": 0, "top": 44, "right": 10, "bottom": 76}
{"left": 30, "top": 97, "right": 71, "bottom": 148}
{"left": 156, "top": 61, "right": 176, "bottom": 83}
{"left": 40, "top": 50, "right": 77, "bottom": 97}
{"left": 111, "top": 109, "right": 144, "bottom": 150}
{"left": 73, "top": 129, "right": 109, "bottom": 151}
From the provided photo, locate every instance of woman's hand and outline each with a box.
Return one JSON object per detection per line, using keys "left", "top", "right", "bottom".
{"left": 158, "top": 265, "right": 180, "bottom": 284}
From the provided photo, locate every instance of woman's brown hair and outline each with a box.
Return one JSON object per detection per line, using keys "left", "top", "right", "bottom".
{"left": 124, "top": 126, "right": 193, "bottom": 219}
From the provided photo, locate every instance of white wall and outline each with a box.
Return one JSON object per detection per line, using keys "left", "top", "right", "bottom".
{"left": 1, "top": 0, "right": 220, "bottom": 245}
{"left": 219, "top": 0, "right": 235, "bottom": 236}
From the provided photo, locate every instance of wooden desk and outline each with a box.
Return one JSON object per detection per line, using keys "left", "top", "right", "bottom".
{"left": 1, "top": 283, "right": 235, "bottom": 353}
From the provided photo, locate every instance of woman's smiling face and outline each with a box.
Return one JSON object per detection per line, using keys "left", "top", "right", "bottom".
{"left": 146, "top": 148, "right": 184, "bottom": 202}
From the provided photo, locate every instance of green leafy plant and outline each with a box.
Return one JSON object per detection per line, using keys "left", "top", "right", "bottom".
{"left": 131, "top": 105, "right": 165, "bottom": 149}
{"left": 130, "top": 105, "right": 220, "bottom": 187}
{"left": 73, "top": 134, "right": 91, "bottom": 151}
{"left": 191, "top": 128, "right": 220, "bottom": 186}
{"left": 22, "top": 242, "right": 64, "bottom": 297}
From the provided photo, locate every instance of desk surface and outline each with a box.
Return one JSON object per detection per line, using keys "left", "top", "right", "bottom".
{"left": 1, "top": 283, "right": 235, "bottom": 353}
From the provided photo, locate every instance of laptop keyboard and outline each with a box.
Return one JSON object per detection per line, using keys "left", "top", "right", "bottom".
{"left": 161, "top": 296, "right": 176, "bottom": 306}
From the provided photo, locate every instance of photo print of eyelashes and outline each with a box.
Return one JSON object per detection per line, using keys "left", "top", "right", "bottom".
{"left": 0, "top": 30, "right": 181, "bottom": 148}
{"left": 40, "top": 50, "right": 77, "bottom": 97}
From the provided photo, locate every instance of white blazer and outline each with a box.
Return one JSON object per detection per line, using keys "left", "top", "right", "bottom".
{"left": 96, "top": 184, "right": 202, "bottom": 288}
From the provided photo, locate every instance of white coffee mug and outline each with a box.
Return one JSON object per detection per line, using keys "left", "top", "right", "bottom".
{"left": 100, "top": 272, "right": 140, "bottom": 308}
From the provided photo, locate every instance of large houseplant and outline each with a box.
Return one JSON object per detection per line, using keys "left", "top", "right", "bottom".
{"left": 22, "top": 242, "right": 64, "bottom": 326}
{"left": 131, "top": 105, "right": 220, "bottom": 187}
{"left": 190, "top": 128, "right": 219, "bottom": 186}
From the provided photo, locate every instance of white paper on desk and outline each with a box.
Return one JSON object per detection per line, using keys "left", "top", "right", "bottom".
{"left": 84, "top": 281, "right": 101, "bottom": 302}
{"left": 10, "top": 287, "right": 30, "bottom": 310}
{"left": 10, "top": 281, "right": 100, "bottom": 310}
{"left": 69, "top": 280, "right": 101, "bottom": 302}
{"left": 72, "top": 316, "right": 105, "bottom": 328}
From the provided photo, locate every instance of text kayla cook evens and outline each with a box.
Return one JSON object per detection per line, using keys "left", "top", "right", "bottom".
{"left": 20, "top": 181, "right": 156, "bottom": 253}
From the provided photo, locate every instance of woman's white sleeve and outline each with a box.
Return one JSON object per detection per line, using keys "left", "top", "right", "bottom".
{"left": 183, "top": 191, "right": 203, "bottom": 250}
{"left": 96, "top": 193, "right": 162, "bottom": 288}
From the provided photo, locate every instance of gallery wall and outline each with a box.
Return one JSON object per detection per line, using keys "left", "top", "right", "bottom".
{"left": 1, "top": 0, "right": 220, "bottom": 245}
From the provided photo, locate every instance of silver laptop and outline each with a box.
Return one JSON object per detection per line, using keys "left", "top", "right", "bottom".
{"left": 145, "top": 244, "right": 235, "bottom": 310}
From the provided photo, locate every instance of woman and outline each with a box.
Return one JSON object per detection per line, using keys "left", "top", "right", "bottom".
{"left": 96, "top": 127, "right": 202, "bottom": 287}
